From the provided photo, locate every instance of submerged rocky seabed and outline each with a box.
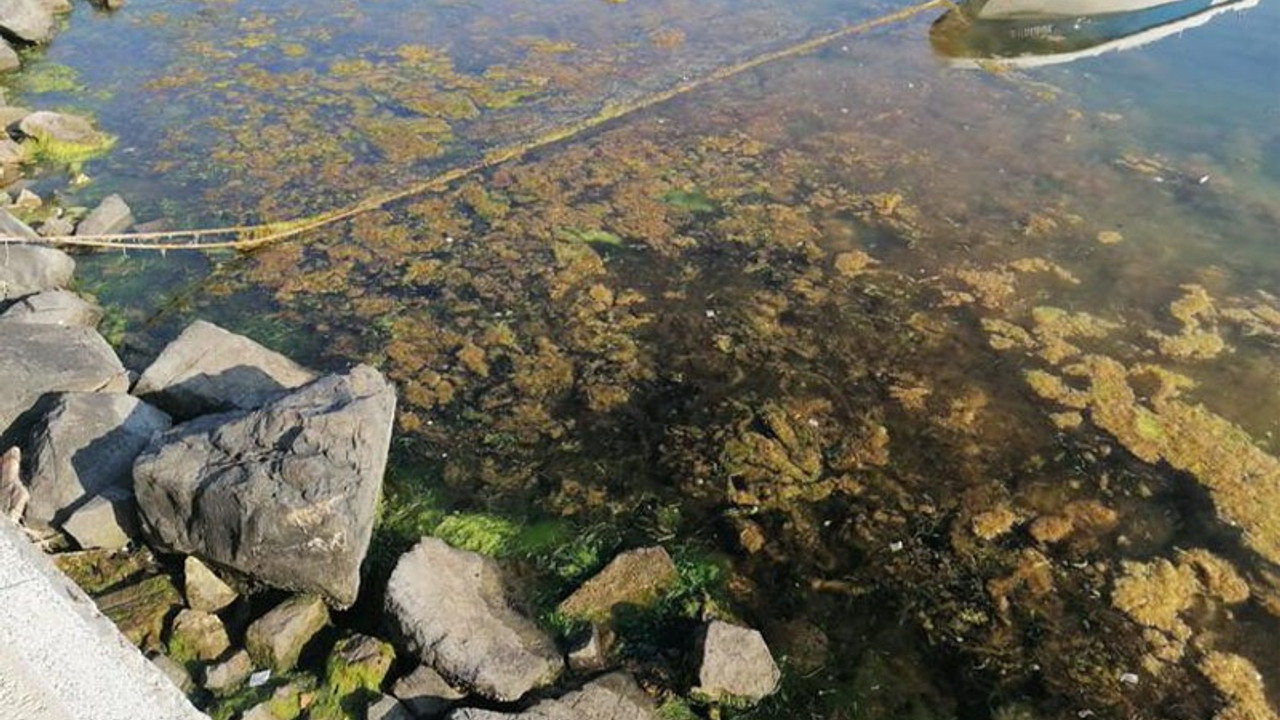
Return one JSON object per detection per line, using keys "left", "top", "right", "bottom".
{"left": 3, "top": 0, "right": 1279, "bottom": 719}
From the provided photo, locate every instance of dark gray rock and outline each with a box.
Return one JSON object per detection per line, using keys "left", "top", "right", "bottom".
{"left": 0, "top": 240, "right": 74, "bottom": 299}
{"left": 385, "top": 538, "right": 564, "bottom": 702}
{"left": 75, "top": 193, "right": 134, "bottom": 237}
{"left": 694, "top": 621, "right": 781, "bottom": 704}
{"left": 22, "top": 392, "right": 170, "bottom": 532}
{"left": 132, "top": 320, "right": 317, "bottom": 419}
{"left": 244, "top": 594, "right": 329, "bottom": 673}
{"left": 0, "top": 0, "right": 57, "bottom": 43}
{"left": 0, "top": 289, "right": 102, "bottom": 327}
{"left": 134, "top": 366, "right": 395, "bottom": 607}
{"left": 392, "top": 664, "right": 467, "bottom": 719}
{"left": 447, "top": 673, "right": 659, "bottom": 720}
{"left": 0, "top": 325, "right": 129, "bottom": 437}
{"left": 61, "top": 487, "right": 138, "bottom": 549}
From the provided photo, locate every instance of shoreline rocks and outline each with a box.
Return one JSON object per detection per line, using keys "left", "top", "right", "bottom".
{"left": 134, "top": 364, "right": 395, "bottom": 608}
{"left": 385, "top": 537, "right": 564, "bottom": 702}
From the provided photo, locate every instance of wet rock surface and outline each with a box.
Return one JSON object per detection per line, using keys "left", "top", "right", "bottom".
{"left": 21, "top": 391, "right": 170, "bottom": 532}
{"left": 385, "top": 537, "right": 564, "bottom": 702}
{"left": 131, "top": 319, "right": 318, "bottom": 419}
{"left": 133, "top": 365, "right": 395, "bottom": 607}
{"left": 557, "top": 546, "right": 678, "bottom": 622}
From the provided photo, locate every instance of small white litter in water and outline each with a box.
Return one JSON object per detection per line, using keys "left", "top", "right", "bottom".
{"left": 1119, "top": 672, "right": 1139, "bottom": 686}
{"left": 705, "top": 309, "right": 717, "bottom": 318}
{"left": 249, "top": 670, "right": 271, "bottom": 688}
{"left": 889, "top": 541, "right": 904, "bottom": 552}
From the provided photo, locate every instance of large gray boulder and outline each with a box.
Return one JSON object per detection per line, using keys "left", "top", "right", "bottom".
{"left": 132, "top": 320, "right": 317, "bottom": 419}
{"left": 385, "top": 538, "right": 564, "bottom": 702}
{"left": 557, "top": 546, "right": 678, "bottom": 622}
{"left": 76, "top": 194, "right": 134, "bottom": 237}
{"left": 0, "top": 240, "right": 74, "bottom": 300}
{"left": 447, "top": 673, "right": 659, "bottom": 720}
{"left": 0, "top": 325, "right": 128, "bottom": 436}
{"left": 22, "top": 392, "right": 171, "bottom": 532}
{"left": 0, "top": 289, "right": 102, "bottom": 327}
{"left": 134, "top": 366, "right": 395, "bottom": 607}
{"left": 694, "top": 621, "right": 781, "bottom": 704}
{"left": 0, "top": 0, "right": 57, "bottom": 43}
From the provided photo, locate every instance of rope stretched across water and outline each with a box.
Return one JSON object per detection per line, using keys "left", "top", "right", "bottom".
{"left": 1, "top": 0, "right": 944, "bottom": 253}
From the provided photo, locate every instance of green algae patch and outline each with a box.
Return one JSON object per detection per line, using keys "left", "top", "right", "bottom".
{"left": 26, "top": 129, "right": 117, "bottom": 167}
{"left": 308, "top": 635, "right": 395, "bottom": 720}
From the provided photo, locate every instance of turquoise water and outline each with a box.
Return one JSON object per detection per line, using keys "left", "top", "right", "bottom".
{"left": 7, "top": 0, "right": 1280, "bottom": 718}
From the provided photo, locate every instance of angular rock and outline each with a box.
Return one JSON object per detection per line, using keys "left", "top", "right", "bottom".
{"left": 385, "top": 538, "right": 564, "bottom": 702}
{"left": 245, "top": 594, "right": 329, "bottom": 673}
{"left": 368, "top": 694, "right": 414, "bottom": 720}
{"left": 203, "top": 649, "right": 253, "bottom": 693}
{"left": 61, "top": 487, "right": 138, "bottom": 549}
{"left": 18, "top": 110, "right": 108, "bottom": 147}
{"left": 448, "top": 672, "right": 659, "bottom": 720}
{"left": 0, "top": 0, "right": 57, "bottom": 43}
{"left": 392, "top": 664, "right": 466, "bottom": 719}
{"left": 183, "top": 555, "right": 238, "bottom": 613}
{"left": 149, "top": 652, "right": 194, "bottom": 694}
{"left": 22, "top": 392, "right": 171, "bottom": 531}
{"left": 96, "top": 573, "right": 183, "bottom": 651}
{"left": 12, "top": 187, "right": 39, "bottom": 210}
{"left": 75, "top": 193, "right": 133, "bottom": 237}
{"left": 132, "top": 320, "right": 318, "bottom": 418}
{"left": 0, "top": 289, "right": 102, "bottom": 327}
{"left": 0, "top": 445, "right": 25, "bottom": 522}
{"left": 567, "top": 624, "right": 615, "bottom": 674}
{"left": 134, "top": 366, "right": 394, "bottom": 607}
{"left": 36, "top": 0, "right": 72, "bottom": 14}
{"left": 557, "top": 546, "right": 678, "bottom": 622}
{"left": 0, "top": 40, "right": 18, "bottom": 72}
{"left": 167, "top": 608, "right": 231, "bottom": 663}
{"left": 0, "top": 239, "right": 73, "bottom": 298}
{"left": 0, "top": 325, "right": 128, "bottom": 436}
{"left": 695, "top": 621, "right": 781, "bottom": 704}
{"left": 325, "top": 633, "right": 395, "bottom": 695}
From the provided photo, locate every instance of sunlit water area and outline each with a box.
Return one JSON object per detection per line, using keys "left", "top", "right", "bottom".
{"left": 7, "top": 0, "right": 1280, "bottom": 717}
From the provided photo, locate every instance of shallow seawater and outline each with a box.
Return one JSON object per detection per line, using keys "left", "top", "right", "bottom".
{"left": 9, "top": 0, "right": 1280, "bottom": 718}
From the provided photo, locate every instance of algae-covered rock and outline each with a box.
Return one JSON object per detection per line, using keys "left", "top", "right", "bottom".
{"left": 168, "top": 608, "right": 232, "bottom": 663}
{"left": 447, "top": 672, "right": 660, "bottom": 720}
{"left": 53, "top": 547, "right": 155, "bottom": 594}
{"left": 96, "top": 573, "right": 183, "bottom": 651}
{"left": 309, "top": 634, "right": 396, "bottom": 720}
{"left": 557, "top": 546, "right": 678, "bottom": 622}
{"left": 17, "top": 110, "right": 115, "bottom": 164}
{"left": 245, "top": 594, "right": 330, "bottom": 673}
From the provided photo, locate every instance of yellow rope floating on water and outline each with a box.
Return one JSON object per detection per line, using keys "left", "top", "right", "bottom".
{"left": 0, "top": 1, "right": 944, "bottom": 253}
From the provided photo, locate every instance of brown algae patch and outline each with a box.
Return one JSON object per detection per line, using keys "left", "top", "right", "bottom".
{"left": 1199, "top": 651, "right": 1280, "bottom": 720}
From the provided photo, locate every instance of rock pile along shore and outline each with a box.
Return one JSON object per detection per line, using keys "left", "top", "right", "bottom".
{"left": 0, "top": 241, "right": 784, "bottom": 720}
